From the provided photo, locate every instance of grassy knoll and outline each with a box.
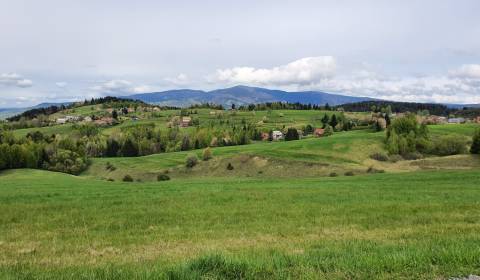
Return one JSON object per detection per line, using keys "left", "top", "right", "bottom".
{"left": 1, "top": 169, "right": 479, "bottom": 279}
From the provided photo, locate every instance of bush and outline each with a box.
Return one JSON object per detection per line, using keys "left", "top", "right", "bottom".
{"left": 107, "top": 178, "right": 114, "bottom": 182}
{"left": 186, "top": 155, "right": 198, "bottom": 168}
{"left": 202, "top": 147, "right": 212, "bottom": 161}
{"left": 122, "top": 175, "right": 134, "bottom": 182}
{"left": 344, "top": 171, "right": 354, "bottom": 176}
{"left": 329, "top": 172, "right": 338, "bottom": 177}
{"left": 370, "top": 152, "right": 389, "bottom": 161}
{"left": 471, "top": 129, "right": 480, "bottom": 154}
{"left": 285, "top": 128, "right": 300, "bottom": 141}
{"left": 367, "top": 166, "right": 385, "bottom": 174}
{"left": 226, "top": 163, "right": 234, "bottom": 170}
{"left": 429, "top": 135, "right": 468, "bottom": 156}
{"left": 157, "top": 174, "right": 170, "bottom": 181}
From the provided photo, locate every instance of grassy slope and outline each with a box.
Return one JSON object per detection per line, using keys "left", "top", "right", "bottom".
{"left": 83, "top": 129, "right": 384, "bottom": 181}
{"left": 0, "top": 169, "right": 479, "bottom": 279}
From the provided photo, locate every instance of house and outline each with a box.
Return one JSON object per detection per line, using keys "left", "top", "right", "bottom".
{"left": 424, "top": 115, "right": 447, "bottom": 125}
{"left": 83, "top": 116, "right": 93, "bottom": 122}
{"left": 56, "top": 118, "right": 67, "bottom": 124}
{"left": 448, "top": 117, "right": 466, "bottom": 124}
{"left": 314, "top": 128, "right": 325, "bottom": 137}
{"left": 476, "top": 117, "right": 480, "bottom": 123}
{"left": 153, "top": 107, "right": 161, "bottom": 112}
{"left": 261, "top": 132, "right": 269, "bottom": 141}
{"left": 272, "top": 130, "right": 283, "bottom": 141}
{"left": 181, "top": 116, "right": 191, "bottom": 127}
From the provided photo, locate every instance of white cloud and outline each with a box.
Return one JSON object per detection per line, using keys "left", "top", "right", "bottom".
{"left": 55, "top": 82, "right": 68, "bottom": 88}
{"left": 449, "top": 64, "right": 480, "bottom": 79}
{"left": 165, "top": 73, "right": 189, "bottom": 86}
{"left": 208, "top": 57, "right": 480, "bottom": 104}
{"left": 211, "top": 56, "right": 336, "bottom": 86}
{"left": 91, "top": 79, "right": 150, "bottom": 95}
{"left": 0, "top": 73, "right": 33, "bottom": 88}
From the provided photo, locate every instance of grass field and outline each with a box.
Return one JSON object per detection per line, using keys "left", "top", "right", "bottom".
{"left": 1, "top": 169, "right": 479, "bottom": 279}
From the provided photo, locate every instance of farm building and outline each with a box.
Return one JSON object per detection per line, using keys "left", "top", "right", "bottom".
{"left": 272, "top": 131, "right": 284, "bottom": 141}
{"left": 314, "top": 128, "right": 325, "bottom": 137}
{"left": 181, "top": 117, "right": 192, "bottom": 127}
{"left": 448, "top": 118, "right": 466, "bottom": 124}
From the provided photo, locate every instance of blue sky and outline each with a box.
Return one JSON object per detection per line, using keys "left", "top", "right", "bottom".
{"left": 1, "top": 0, "right": 480, "bottom": 107}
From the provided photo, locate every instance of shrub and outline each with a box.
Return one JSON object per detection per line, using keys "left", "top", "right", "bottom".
{"left": 329, "top": 172, "right": 338, "bottom": 177}
{"left": 202, "top": 147, "right": 212, "bottom": 161}
{"left": 157, "top": 174, "right": 171, "bottom": 181}
{"left": 344, "top": 171, "right": 354, "bottom": 176}
{"left": 429, "top": 135, "right": 468, "bottom": 156}
{"left": 323, "top": 125, "right": 334, "bottom": 136}
{"left": 122, "top": 175, "right": 134, "bottom": 182}
{"left": 370, "top": 152, "right": 389, "bottom": 161}
{"left": 226, "top": 163, "right": 234, "bottom": 170}
{"left": 285, "top": 128, "right": 300, "bottom": 141}
{"left": 185, "top": 155, "right": 198, "bottom": 168}
{"left": 107, "top": 178, "right": 114, "bottom": 182}
{"left": 471, "top": 129, "right": 480, "bottom": 154}
{"left": 367, "top": 166, "right": 385, "bottom": 174}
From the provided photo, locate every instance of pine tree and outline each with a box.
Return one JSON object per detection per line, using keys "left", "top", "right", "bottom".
{"left": 321, "top": 114, "right": 329, "bottom": 128}
{"left": 112, "top": 110, "right": 118, "bottom": 120}
{"left": 121, "top": 138, "right": 138, "bottom": 157}
{"left": 329, "top": 114, "right": 338, "bottom": 129}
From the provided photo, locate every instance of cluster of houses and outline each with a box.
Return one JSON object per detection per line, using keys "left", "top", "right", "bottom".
{"left": 422, "top": 115, "right": 480, "bottom": 124}
{"left": 260, "top": 128, "right": 326, "bottom": 141}
{"left": 56, "top": 115, "right": 117, "bottom": 126}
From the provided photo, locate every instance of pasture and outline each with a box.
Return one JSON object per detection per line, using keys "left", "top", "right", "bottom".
{"left": 1, "top": 169, "right": 480, "bottom": 279}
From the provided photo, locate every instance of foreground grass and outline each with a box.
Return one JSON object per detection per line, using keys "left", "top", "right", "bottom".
{"left": 1, "top": 169, "right": 479, "bottom": 279}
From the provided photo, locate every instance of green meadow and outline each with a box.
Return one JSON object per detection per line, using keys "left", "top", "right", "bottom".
{"left": 1, "top": 169, "right": 480, "bottom": 279}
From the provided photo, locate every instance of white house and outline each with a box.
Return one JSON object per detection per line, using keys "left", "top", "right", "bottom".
{"left": 272, "top": 130, "right": 284, "bottom": 141}
{"left": 448, "top": 118, "right": 465, "bottom": 124}
{"left": 56, "top": 118, "right": 67, "bottom": 124}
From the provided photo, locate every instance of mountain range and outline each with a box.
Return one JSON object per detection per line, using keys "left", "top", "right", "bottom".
{"left": 124, "top": 85, "right": 375, "bottom": 107}
{"left": 1, "top": 86, "right": 479, "bottom": 119}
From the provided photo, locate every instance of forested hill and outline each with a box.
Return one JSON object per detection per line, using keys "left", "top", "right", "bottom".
{"left": 337, "top": 101, "right": 451, "bottom": 115}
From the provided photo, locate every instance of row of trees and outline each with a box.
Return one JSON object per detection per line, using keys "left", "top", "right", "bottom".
{"left": 385, "top": 114, "right": 476, "bottom": 158}
{"left": 0, "top": 130, "right": 88, "bottom": 174}
{"left": 237, "top": 102, "right": 334, "bottom": 111}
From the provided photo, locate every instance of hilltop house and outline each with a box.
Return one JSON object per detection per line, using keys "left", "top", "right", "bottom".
{"left": 272, "top": 131, "right": 283, "bottom": 141}
{"left": 56, "top": 115, "right": 80, "bottom": 124}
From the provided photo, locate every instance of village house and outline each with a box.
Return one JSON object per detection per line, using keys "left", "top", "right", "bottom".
{"left": 181, "top": 116, "right": 192, "bottom": 127}
{"left": 261, "top": 132, "right": 269, "bottom": 141}
{"left": 476, "top": 116, "right": 480, "bottom": 123}
{"left": 56, "top": 115, "right": 80, "bottom": 124}
{"left": 83, "top": 116, "right": 93, "bottom": 122}
{"left": 272, "top": 130, "right": 284, "bottom": 141}
{"left": 314, "top": 128, "right": 325, "bottom": 137}
{"left": 448, "top": 117, "right": 466, "bottom": 124}
{"left": 424, "top": 115, "right": 447, "bottom": 125}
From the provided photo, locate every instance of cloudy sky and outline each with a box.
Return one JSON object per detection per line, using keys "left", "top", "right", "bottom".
{"left": 1, "top": 0, "right": 480, "bottom": 107}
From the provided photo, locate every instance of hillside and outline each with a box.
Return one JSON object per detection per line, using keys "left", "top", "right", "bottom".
{"left": 125, "top": 85, "right": 375, "bottom": 107}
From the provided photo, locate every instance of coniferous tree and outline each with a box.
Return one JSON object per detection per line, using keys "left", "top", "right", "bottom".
{"left": 329, "top": 114, "right": 338, "bottom": 129}
{"left": 321, "top": 114, "right": 330, "bottom": 128}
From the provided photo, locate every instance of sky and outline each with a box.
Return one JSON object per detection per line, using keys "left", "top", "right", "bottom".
{"left": 1, "top": 0, "right": 480, "bottom": 107}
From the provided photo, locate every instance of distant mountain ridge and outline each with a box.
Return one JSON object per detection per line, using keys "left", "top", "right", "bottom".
{"left": 124, "top": 85, "right": 376, "bottom": 107}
